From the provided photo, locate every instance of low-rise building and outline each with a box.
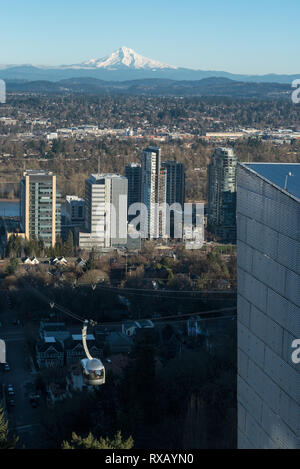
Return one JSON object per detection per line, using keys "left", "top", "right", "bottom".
{"left": 40, "top": 322, "right": 70, "bottom": 342}
{"left": 23, "top": 256, "right": 40, "bottom": 265}
{"left": 36, "top": 337, "right": 64, "bottom": 369}
{"left": 64, "top": 334, "right": 103, "bottom": 365}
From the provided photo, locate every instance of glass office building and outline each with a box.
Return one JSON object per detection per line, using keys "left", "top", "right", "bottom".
{"left": 208, "top": 147, "right": 237, "bottom": 243}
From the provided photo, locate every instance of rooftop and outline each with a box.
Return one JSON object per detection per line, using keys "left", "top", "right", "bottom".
{"left": 126, "top": 162, "right": 141, "bottom": 168}
{"left": 244, "top": 163, "right": 300, "bottom": 200}
{"left": 23, "top": 169, "right": 54, "bottom": 177}
{"left": 72, "top": 334, "right": 95, "bottom": 341}
{"left": 42, "top": 322, "right": 67, "bottom": 332}
{"left": 89, "top": 173, "right": 126, "bottom": 183}
{"left": 66, "top": 195, "right": 84, "bottom": 202}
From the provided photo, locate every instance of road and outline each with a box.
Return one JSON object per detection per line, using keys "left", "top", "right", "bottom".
{"left": 0, "top": 321, "right": 49, "bottom": 448}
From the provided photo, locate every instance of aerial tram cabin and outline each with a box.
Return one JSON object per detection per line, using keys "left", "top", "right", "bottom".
{"left": 81, "top": 357, "right": 105, "bottom": 386}
{"left": 80, "top": 320, "right": 106, "bottom": 386}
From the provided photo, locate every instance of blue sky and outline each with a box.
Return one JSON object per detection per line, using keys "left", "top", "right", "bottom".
{"left": 0, "top": 0, "right": 299, "bottom": 74}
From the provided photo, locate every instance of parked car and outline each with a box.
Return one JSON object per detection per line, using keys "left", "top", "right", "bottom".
{"left": 4, "top": 362, "right": 10, "bottom": 372}
{"left": 8, "top": 399, "right": 15, "bottom": 407}
{"left": 7, "top": 385, "right": 15, "bottom": 396}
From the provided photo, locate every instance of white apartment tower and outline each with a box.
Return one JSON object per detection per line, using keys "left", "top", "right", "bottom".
{"left": 141, "top": 147, "right": 166, "bottom": 238}
{"left": 79, "top": 174, "right": 128, "bottom": 251}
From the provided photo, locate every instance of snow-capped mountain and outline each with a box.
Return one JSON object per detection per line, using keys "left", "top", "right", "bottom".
{"left": 0, "top": 47, "right": 299, "bottom": 83}
{"left": 70, "top": 46, "right": 178, "bottom": 70}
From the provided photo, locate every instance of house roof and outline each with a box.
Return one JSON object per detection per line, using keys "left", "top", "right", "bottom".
{"left": 42, "top": 322, "right": 68, "bottom": 333}
{"left": 76, "top": 258, "right": 86, "bottom": 264}
{"left": 36, "top": 339, "right": 64, "bottom": 353}
{"left": 64, "top": 335, "right": 101, "bottom": 351}
{"left": 72, "top": 334, "right": 95, "bottom": 341}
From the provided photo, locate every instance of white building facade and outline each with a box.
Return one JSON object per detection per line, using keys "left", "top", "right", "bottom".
{"left": 141, "top": 147, "right": 167, "bottom": 239}
{"left": 79, "top": 174, "right": 128, "bottom": 251}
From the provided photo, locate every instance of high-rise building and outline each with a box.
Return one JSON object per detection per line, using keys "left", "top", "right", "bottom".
{"left": 20, "top": 170, "right": 61, "bottom": 247}
{"left": 237, "top": 162, "right": 300, "bottom": 449}
{"left": 79, "top": 173, "right": 128, "bottom": 251}
{"left": 161, "top": 160, "right": 186, "bottom": 239}
{"left": 141, "top": 147, "right": 162, "bottom": 239}
{"left": 162, "top": 160, "right": 186, "bottom": 207}
{"left": 208, "top": 147, "right": 237, "bottom": 243}
{"left": 125, "top": 163, "right": 142, "bottom": 220}
{"left": 65, "top": 195, "right": 85, "bottom": 226}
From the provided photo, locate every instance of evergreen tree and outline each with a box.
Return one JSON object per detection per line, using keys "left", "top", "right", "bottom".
{"left": 5, "top": 257, "right": 19, "bottom": 276}
{"left": 0, "top": 406, "right": 18, "bottom": 449}
{"left": 86, "top": 249, "right": 96, "bottom": 271}
{"left": 63, "top": 231, "right": 74, "bottom": 257}
{"left": 119, "top": 330, "right": 157, "bottom": 434}
{"left": 62, "top": 431, "right": 133, "bottom": 449}
{"left": 54, "top": 235, "right": 63, "bottom": 257}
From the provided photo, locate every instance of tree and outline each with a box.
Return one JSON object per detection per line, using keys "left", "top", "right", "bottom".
{"left": 54, "top": 235, "right": 63, "bottom": 257}
{"left": 167, "top": 273, "right": 192, "bottom": 290}
{"left": 0, "top": 406, "right": 18, "bottom": 449}
{"left": 5, "top": 257, "right": 19, "bottom": 276}
{"left": 119, "top": 330, "right": 157, "bottom": 434}
{"left": 62, "top": 431, "right": 133, "bottom": 449}
{"left": 86, "top": 250, "right": 96, "bottom": 271}
{"left": 63, "top": 231, "right": 75, "bottom": 257}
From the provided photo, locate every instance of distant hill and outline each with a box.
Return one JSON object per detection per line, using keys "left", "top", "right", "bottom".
{"left": 0, "top": 46, "right": 299, "bottom": 84}
{"left": 5, "top": 76, "right": 291, "bottom": 99}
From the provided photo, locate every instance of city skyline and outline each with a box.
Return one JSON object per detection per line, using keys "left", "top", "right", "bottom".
{"left": 0, "top": 0, "right": 300, "bottom": 74}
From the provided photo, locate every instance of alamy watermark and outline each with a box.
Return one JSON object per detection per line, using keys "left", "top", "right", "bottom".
{"left": 0, "top": 79, "right": 6, "bottom": 104}
{"left": 291, "top": 79, "right": 300, "bottom": 104}
{"left": 291, "top": 339, "right": 300, "bottom": 364}
{"left": 95, "top": 200, "right": 205, "bottom": 248}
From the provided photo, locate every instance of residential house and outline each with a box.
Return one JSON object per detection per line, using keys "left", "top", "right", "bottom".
{"left": 40, "top": 322, "right": 70, "bottom": 342}
{"left": 49, "top": 256, "right": 59, "bottom": 265}
{"left": 50, "top": 256, "right": 68, "bottom": 266}
{"left": 23, "top": 256, "right": 40, "bottom": 265}
{"left": 36, "top": 337, "right": 64, "bottom": 369}
{"left": 64, "top": 334, "right": 103, "bottom": 365}
{"left": 57, "top": 256, "right": 68, "bottom": 266}
{"left": 76, "top": 257, "right": 86, "bottom": 268}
